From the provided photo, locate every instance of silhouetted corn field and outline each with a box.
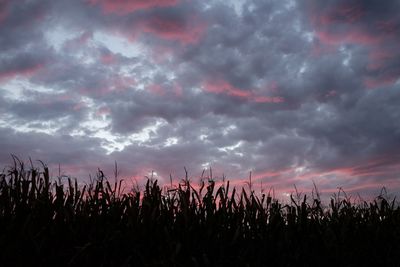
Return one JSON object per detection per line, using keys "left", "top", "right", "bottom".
{"left": 1, "top": 157, "right": 400, "bottom": 267}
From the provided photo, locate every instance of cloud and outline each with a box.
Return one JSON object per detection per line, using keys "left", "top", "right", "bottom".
{"left": 0, "top": 0, "right": 399, "bottom": 198}
{"left": 0, "top": 52, "right": 47, "bottom": 82}
{"left": 0, "top": 0, "right": 10, "bottom": 24}
{"left": 87, "top": 0, "right": 179, "bottom": 15}
{"left": 0, "top": 127, "right": 108, "bottom": 173}
{"left": 83, "top": 0, "right": 206, "bottom": 45}
{"left": 303, "top": 0, "right": 400, "bottom": 88}
{"left": 203, "top": 79, "right": 284, "bottom": 103}
{"left": 133, "top": 14, "right": 206, "bottom": 44}
{"left": 0, "top": 0, "right": 49, "bottom": 51}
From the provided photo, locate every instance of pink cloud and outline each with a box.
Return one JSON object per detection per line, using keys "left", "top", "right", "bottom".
{"left": 147, "top": 44, "right": 176, "bottom": 63}
{"left": 0, "top": 63, "right": 44, "bottom": 83}
{"left": 135, "top": 16, "right": 206, "bottom": 44}
{"left": 315, "top": 27, "right": 381, "bottom": 46}
{"left": 111, "top": 75, "right": 135, "bottom": 92}
{"left": 78, "top": 75, "right": 134, "bottom": 97}
{"left": 224, "top": 155, "right": 400, "bottom": 197}
{"left": 264, "top": 81, "right": 279, "bottom": 93}
{"left": 77, "top": 31, "right": 93, "bottom": 44}
{"left": 364, "top": 74, "right": 400, "bottom": 89}
{"left": 250, "top": 169, "right": 292, "bottom": 183}
{"left": 225, "top": 162, "right": 400, "bottom": 199}
{"left": 253, "top": 96, "right": 284, "bottom": 103}
{"left": 311, "top": 42, "right": 336, "bottom": 57}
{"left": 87, "top": 0, "right": 179, "bottom": 15}
{"left": 91, "top": 1, "right": 206, "bottom": 46}
{"left": 203, "top": 79, "right": 284, "bottom": 103}
{"left": 309, "top": 2, "right": 387, "bottom": 47}
{"left": 0, "top": 0, "right": 9, "bottom": 24}
{"left": 173, "top": 82, "right": 183, "bottom": 97}
{"left": 351, "top": 156, "right": 400, "bottom": 176}
{"left": 96, "top": 106, "right": 111, "bottom": 116}
{"left": 295, "top": 155, "right": 400, "bottom": 182}
{"left": 365, "top": 48, "right": 400, "bottom": 88}
{"left": 147, "top": 84, "right": 165, "bottom": 96}
{"left": 366, "top": 62, "right": 384, "bottom": 72}
{"left": 315, "top": 3, "right": 364, "bottom": 25}
{"left": 72, "top": 102, "right": 87, "bottom": 111}
{"left": 364, "top": 47, "right": 400, "bottom": 88}
{"left": 308, "top": 2, "right": 400, "bottom": 88}
{"left": 204, "top": 80, "right": 251, "bottom": 98}
{"left": 367, "top": 49, "right": 395, "bottom": 70}
{"left": 376, "top": 19, "right": 399, "bottom": 36}
{"left": 100, "top": 53, "right": 117, "bottom": 65}
{"left": 146, "top": 82, "right": 182, "bottom": 97}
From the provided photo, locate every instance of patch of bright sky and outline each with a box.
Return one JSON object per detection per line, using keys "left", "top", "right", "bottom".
{"left": 82, "top": 118, "right": 167, "bottom": 154}
{"left": 189, "top": 86, "right": 202, "bottom": 95}
{"left": 199, "top": 134, "right": 208, "bottom": 141}
{"left": 294, "top": 165, "right": 307, "bottom": 175}
{"left": 46, "top": 26, "right": 97, "bottom": 65}
{"left": 147, "top": 171, "right": 158, "bottom": 178}
{"left": 201, "top": 162, "right": 210, "bottom": 169}
{"left": 222, "top": 124, "right": 237, "bottom": 136}
{"left": 235, "top": 151, "right": 244, "bottom": 157}
{"left": 293, "top": 18, "right": 301, "bottom": 33}
{"left": 298, "top": 62, "right": 308, "bottom": 76}
{"left": 339, "top": 45, "right": 352, "bottom": 67}
{"left": 205, "top": 0, "right": 244, "bottom": 16}
{"left": 285, "top": 0, "right": 296, "bottom": 10}
{"left": 45, "top": 26, "right": 79, "bottom": 51}
{"left": 2, "top": 79, "right": 66, "bottom": 102}
{"left": 1, "top": 79, "right": 27, "bottom": 100}
{"left": 76, "top": 117, "right": 129, "bottom": 154}
{"left": 0, "top": 79, "right": 71, "bottom": 134}
{"left": 303, "top": 31, "right": 314, "bottom": 43}
{"left": 164, "top": 137, "right": 178, "bottom": 147}
{"left": 69, "top": 97, "right": 127, "bottom": 153}
{"left": 231, "top": 0, "right": 245, "bottom": 16}
{"left": 94, "top": 31, "right": 143, "bottom": 58}
{"left": 218, "top": 141, "right": 243, "bottom": 153}
{"left": 316, "top": 103, "right": 336, "bottom": 120}
{"left": 119, "top": 64, "right": 139, "bottom": 76}
{"left": 71, "top": 98, "right": 107, "bottom": 132}
{"left": 128, "top": 119, "right": 165, "bottom": 144}
{"left": 46, "top": 26, "right": 145, "bottom": 65}
{"left": 0, "top": 113, "right": 65, "bottom": 135}
{"left": 93, "top": 129, "right": 132, "bottom": 153}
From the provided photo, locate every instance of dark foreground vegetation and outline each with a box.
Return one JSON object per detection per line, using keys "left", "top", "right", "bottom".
{"left": 1, "top": 158, "right": 400, "bottom": 267}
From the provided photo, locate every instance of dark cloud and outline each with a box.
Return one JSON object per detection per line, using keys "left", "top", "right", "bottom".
{"left": 302, "top": 0, "right": 400, "bottom": 88}
{"left": 0, "top": 0, "right": 50, "bottom": 51}
{"left": 0, "top": 47, "right": 52, "bottom": 82}
{"left": 3, "top": 90, "right": 87, "bottom": 123}
{"left": 0, "top": 127, "right": 109, "bottom": 178}
{"left": 0, "top": 0, "right": 399, "bottom": 197}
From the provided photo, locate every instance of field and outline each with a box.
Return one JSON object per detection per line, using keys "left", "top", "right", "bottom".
{"left": 1, "top": 158, "right": 400, "bottom": 266}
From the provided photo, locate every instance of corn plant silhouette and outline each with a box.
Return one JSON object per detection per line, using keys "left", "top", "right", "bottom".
{"left": 0, "top": 156, "right": 399, "bottom": 266}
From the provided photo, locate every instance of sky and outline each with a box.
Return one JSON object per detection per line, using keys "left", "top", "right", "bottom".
{"left": 1, "top": 0, "right": 400, "bottom": 198}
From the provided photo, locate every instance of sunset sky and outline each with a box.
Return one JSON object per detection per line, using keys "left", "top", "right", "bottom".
{"left": 1, "top": 0, "right": 399, "bottom": 198}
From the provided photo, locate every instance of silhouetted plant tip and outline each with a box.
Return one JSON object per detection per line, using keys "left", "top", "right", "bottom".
{"left": 0, "top": 158, "right": 400, "bottom": 267}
